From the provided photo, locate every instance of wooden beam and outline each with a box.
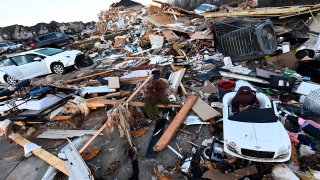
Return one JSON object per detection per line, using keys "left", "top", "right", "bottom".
{"left": 52, "top": 115, "right": 72, "bottom": 121}
{"left": 180, "top": 82, "right": 187, "bottom": 96}
{"left": 86, "top": 99, "right": 181, "bottom": 109}
{"left": 79, "top": 123, "right": 107, "bottom": 153}
{"left": 204, "top": 6, "right": 317, "bottom": 18}
{"left": 64, "top": 70, "right": 113, "bottom": 84}
{"left": 153, "top": 96, "right": 198, "bottom": 151}
{"left": 125, "top": 75, "right": 153, "bottom": 103}
{"left": 80, "top": 76, "right": 149, "bottom": 86}
{"left": 8, "top": 133, "right": 69, "bottom": 176}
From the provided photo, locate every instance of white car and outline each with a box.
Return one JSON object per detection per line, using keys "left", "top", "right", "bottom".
{"left": 0, "top": 41, "right": 23, "bottom": 54}
{"left": 222, "top": 88, "right": 291, "bottom": 162}
{"left": 194, "top": 3, "right": 218, "bottom": 15}
{"left": 0, "top": 48, "right": 89, "bottom": 84}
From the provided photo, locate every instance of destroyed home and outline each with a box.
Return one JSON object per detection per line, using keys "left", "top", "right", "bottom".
{"left": 1, "top": 0, "right": 320, "bottom": 179}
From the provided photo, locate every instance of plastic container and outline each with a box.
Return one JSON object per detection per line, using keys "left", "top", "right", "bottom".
{"left": 217, "top": 80, "right": 235, "bottom": 101}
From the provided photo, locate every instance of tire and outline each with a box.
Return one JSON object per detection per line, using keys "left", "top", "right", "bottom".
{"left": 7, "top": 49, "right": 12, "bottom": 53}
{"left": 5, "top": 75, "right": 18, "bottom": 85}
{"left": 51, "top": 63, "right": 66, "bottom": 74}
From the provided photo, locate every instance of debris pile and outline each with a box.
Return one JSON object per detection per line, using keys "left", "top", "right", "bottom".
{"left": 1, "top": 0, "right": 320, "bottom": 179}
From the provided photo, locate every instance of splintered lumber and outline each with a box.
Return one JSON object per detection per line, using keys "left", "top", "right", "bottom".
{"left": 86, "top": 99, "right": 182, "bottom": 109}
{"left": 64, "top": 70, "right": 113, "bottom": 84}
{"left": 192, "top": 98, "right": 221, "bottom": 121}
{"left": 8, "top": 133, "right": 69, "bottom": 176}
{"left": 52, "top": 115, "right": 72, "bottom": 121}
{"left": 153, "top": 96, "right": 198, "bottom": 152}
{"left": 108, "top": 77, "right": 120, "bottom": 89}
{"left": 204, "top": 5, "right": 320, "bottom": 18}
{"left": 125, "top": 75, "right": 153, "bottom": 103}
{"left": 80, "top": 76, "right": 149, "bottom": 86}
{"left": 162, "top": 29, "right": 180, "bottom": 42}
{"left": 80, "top": 75, "right": 153, "bottom": 153}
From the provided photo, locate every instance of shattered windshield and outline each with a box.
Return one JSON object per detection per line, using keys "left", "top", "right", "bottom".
{"left": 35, "top": 48, "right": 64, "bottom": 56}
{"left": 229, "top": 108, "right": 278, "bottom": 123}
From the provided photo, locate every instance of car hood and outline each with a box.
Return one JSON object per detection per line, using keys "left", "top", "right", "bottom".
{"left": 54, "top": 50, "right": 82, "bottom": 57}
{"left": 224, "top": 120, "right": 290, "bottom": 152}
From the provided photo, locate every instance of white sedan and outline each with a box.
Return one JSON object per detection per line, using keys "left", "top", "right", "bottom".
{"left": 0, "top": 48, "right": 90, "bottom": 84}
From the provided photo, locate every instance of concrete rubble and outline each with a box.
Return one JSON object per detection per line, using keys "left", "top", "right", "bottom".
{"left": 1, "top": 0, "right": 320, "bottom": 179}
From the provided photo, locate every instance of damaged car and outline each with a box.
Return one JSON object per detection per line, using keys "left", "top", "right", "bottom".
{"left": 222, "top": 86, "right": 291, "bottom": 162}
{"left": 0, "top": 48, "right": 93, "bottom": 85}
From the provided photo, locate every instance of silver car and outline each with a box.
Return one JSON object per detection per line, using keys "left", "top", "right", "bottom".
{"left": 0, "top": 41, "right": 23, "bottom": 54}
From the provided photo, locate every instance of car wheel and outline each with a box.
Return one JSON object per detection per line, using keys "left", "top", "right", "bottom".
{"left": 5, "top": 75, "right": 18, "bottom": 85}
{"left": 51, "top": 63, "right": 66, "bottom": 74}
{"left": 7, "top": 49, "right": 13, "bottom": 53}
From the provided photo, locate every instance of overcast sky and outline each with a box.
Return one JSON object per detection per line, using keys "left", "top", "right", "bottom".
{"left": 0, "top": 0, "right": 154, "bottom": 27}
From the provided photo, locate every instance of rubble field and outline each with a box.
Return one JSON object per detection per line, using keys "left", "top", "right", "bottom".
{"left": 1, "top": 0, "right": 320, "bottom": 179}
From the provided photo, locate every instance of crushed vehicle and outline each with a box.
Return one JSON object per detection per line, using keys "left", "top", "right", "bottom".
{"left": 223, "top": 86, "right": 291, "bottom": 162}
{"left": 0, "top": 48, "right": 92, "bottom": 84}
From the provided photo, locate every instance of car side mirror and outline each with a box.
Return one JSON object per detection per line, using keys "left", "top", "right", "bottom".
{"left": 34, "top": 57, "right": 42, "bottom": 61}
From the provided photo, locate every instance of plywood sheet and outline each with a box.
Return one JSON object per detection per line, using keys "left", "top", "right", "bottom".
{"left": 192, "top": 98, "right": 220, "bottom": 121}
{"left": 145, "top": 13, "right": 175, "bottom": 27}
{"left": 162, "top": 29, "right": 179, "bottom": 42}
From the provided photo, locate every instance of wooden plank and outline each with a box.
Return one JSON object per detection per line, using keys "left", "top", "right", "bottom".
{"left": 180, "top": 82, "right": 187, "bottom": 96}
{"left": 8, "top": 133, "right": 69, "bottom": 176}
{"left": 153, "top": 96, "right": 198, "bottom": 151}
{"left": 80, "top": 76, "right": 149, "bottom": 86}
{"left": 145, "top": 13, "right": 175, "bottom": 27}
{"left": 204, "top": 5, "right": 316, "bottom": 18}
{"left": 79, "top": 123, "right": 107, "bottom": 153}
{"left": 125, "top": 75, "right": 153, "bottom": 103}
{"left": 192, "top": 98, "right": 221, "bottom": 121}
{"left": 52, "top": 115, "right": 72, "bottom": 121}
{"left": 108, "top": 77, "right": 120, "bottom": 89}
{"left": 86, "top": 99, "right": 182, "bottom": 109}
{"left": 64, "top": 70, "right": 113, "bottom": 84}
{"left": 162, "top": 29, "right": 179, "bottom": 42}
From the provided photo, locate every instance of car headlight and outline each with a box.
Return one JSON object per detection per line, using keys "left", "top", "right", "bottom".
{"left": 227, "top": 142, "right": 238, "bottom": 153}
{"left": 277, "top": 145, "right": 290, "bottom": 158}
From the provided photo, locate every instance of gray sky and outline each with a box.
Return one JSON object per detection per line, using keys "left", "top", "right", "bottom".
{"left": 0, "top": 0, "right": 153, "bottom": 27}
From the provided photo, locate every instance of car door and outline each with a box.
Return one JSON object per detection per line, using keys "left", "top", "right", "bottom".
{"left": 8, "top": 42, "right": 17, "bottom": 51}
{"left": 45, "top": 33, "right": 58, "bottom": 47}
{"left": 0, "top": 58, "right": 24, "bottom": 79}
{"left": 10, "top": 54, "right": 48, "bottom": 79}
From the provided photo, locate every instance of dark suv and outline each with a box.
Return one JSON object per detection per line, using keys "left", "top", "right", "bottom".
{"left": 31, "top": 32, "right": 74, "bottom": 48}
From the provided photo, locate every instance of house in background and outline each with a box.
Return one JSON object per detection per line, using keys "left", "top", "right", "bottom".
{"left": 66, "top": 21, "right": 85, "bottom": 34}
{"left": 32, "top": 23, "right": 50, "bottom": 35}
{"left": 85, "top": 21, "right": 97, "bottom": 30}
{"left": 49, "top": 21, "right": 68, "bottom": 33}
{"left": 3, "top": 24, "right": 33, "bottom": 41}
{"left": 110, "top": 0, "right": 143, "bottom": 11}
{"left": 0, "top": 27, "right": 13, "bottom": 42}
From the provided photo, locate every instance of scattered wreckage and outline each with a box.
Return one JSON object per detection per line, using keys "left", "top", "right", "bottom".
{"left": 1, "top": 0, "right": 320, "bottom": 179}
